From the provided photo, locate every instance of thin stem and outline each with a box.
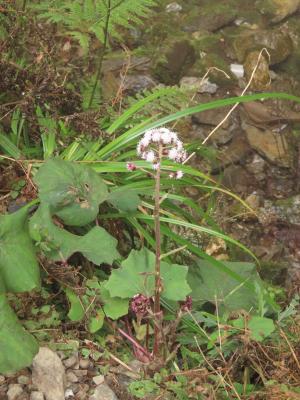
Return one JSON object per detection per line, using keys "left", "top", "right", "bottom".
{"left": 22, "top": 0, "right": 27, "bottom": 11}
{"left": 88, "top": 0, "right": 111, "bottom": 109}
{"left": 153, "top": 144, "right": 163, "bottom": 356}
{"left": 118, "top": 328, "right": 151, "bottom": 359}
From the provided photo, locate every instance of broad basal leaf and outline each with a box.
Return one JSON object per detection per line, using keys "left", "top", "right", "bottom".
{"left": 34, "top": 158, "right": 108, "bottom": 226}
{"left": 100, "top": 284, "right": 129, "bottom": 320}
{"left": 88, "top": 310, "right": 105, "bottom": 333}
{"left": 188, "top": 260, "right": 264, "bottom": 313}
{"left": 29, "top": 205, "right": 119, "bottom": 264}
{"left": 0, "top": 207, "right": 40, "bottom": 293}
{"left": 232, "top": 316, "right": 275, "bottom": 342}
{"left": 66, "top": 288, "right": 85, "bottom": 321}
{"left": 106, "top": 248, "right": 191, "bottom": 301}
{"left": 108, "top": 188, "right": 140, "bottom": 212}
{"left": 0, "top": 292, "right": 39, "bottom": 374}
{"left": 80, "top": 227, "right": 120, "bottom": 265}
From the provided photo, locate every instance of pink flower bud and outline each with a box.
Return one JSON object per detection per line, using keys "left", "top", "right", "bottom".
{"left": 126, "top": 162, "right": 137, "bottom": 171}
{"left": 180, "top": 295, "right": 192, "bottom": 312}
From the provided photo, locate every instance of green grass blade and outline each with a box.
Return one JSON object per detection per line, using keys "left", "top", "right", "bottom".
{"left": 100, "top": 92, "right": 300, "bottom": 159}
{"left": 107, "top": 87, "right": 177, "bottom": 134}
{"left": 0, "top": 133, "right": 23, "bottom": 159}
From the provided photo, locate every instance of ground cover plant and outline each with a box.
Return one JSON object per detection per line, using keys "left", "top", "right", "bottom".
{"left": 1, "top": 1, "right": 300, "bottom": 399}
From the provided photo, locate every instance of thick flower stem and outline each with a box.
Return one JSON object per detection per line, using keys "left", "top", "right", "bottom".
{"left": 153, "top": 144, "right": 163, "bottom": 357}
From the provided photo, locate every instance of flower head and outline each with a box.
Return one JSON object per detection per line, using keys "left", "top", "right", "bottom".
{"left": 136, "top": 127, "right": 187, "bottom": 174}
{"left": 131, "top": 294, "right": 151, "bottom": 317}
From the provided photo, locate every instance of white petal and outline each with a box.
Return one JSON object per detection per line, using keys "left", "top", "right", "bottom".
{"left": 176, "top": 171, "right": 184, "bottom": 179}
{"left": 152, "top": 130, "right": 161, "bottom": 142}
{"left": 168, "top": 147, "right": 178, "bottom": 160}
{"left": 144, "top": 130, "right": 153, "bottom": 140}
{"left": 146, "top": 150, "right": 155, "bottom": 162}
{"left": 176, "top": 140, "right": 183, "bottom": 150}
{"left": 161, "top": 131, "right": 172, "bottom": 144}
{"left": 140, "top": 137, "right": 150, "bottom": 147}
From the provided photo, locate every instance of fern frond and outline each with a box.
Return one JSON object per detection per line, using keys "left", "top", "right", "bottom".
{"left": 32, "top": 0, "right": 157, "bottom": 52}
{"left": 81, "top": 75, "right": 102, "bottom": 111}
{"left": 107, "top": 86, "right": 191, "bottom": 131}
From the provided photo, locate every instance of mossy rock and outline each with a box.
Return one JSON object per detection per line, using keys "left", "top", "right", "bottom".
{"left": 182, "top": 0, "right": 239, "bottom": 33}
{"left": 152, "top": 39, "right": 196, "bottom": 84}
{"left": 233, "top": 29, "right": 293, "bottom": 65}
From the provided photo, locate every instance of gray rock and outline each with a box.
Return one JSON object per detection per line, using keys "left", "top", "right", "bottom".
{"left": 63, "top": 354, "right": 79, "bottom": 369}
{"left": 244, "top": 123, "right": 292, "bottom": 168}
{"left": 0, "top": 375, "right": 5, "bottom": 384}
{"left": 7, "top": 384, "right": 24, "bottom": 400}
{"left": 180, "top": 77, "right": 218, "bottom": 94}
{"left": 166, "top": 2, "right": 182, "bottom": 12}
{"left": 246, "top": 154, "right": 266, "bottom": 181}
{"left": 30, "top": 392, "right": 44, "bottom": 400}
{"left": 192, "top": 105, "right": 232, "bottom": 127}
{"left": 89, "top": 384, "right": 119, "bottom": 400}
{"left": 18, "top": 375, "right": 30, "bottom": 385}
{"left": 123, "top": 74, "right": 157, "bottom": 94}
{"left": 92, "top": 375, "right": 104, "bottom": 385}
{"left": 66, "top": 371, "right": 79, "bottom": 384}
{"left": 32, "top": 347, "right": 66, "bottom": 400}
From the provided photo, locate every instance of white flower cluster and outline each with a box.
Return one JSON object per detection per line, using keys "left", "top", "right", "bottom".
{"left": 137, "top": 128, "right": 187, "bottom": 178}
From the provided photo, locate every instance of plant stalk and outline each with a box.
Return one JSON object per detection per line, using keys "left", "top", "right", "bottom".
{"left": 153, "top": 144, "right": 163, "bottom": 356}
{"left": 88, "top": 0, "right": 111, "bottom": 109}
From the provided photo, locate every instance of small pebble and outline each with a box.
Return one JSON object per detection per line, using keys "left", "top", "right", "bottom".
{"left": 89, "top": 384, "right": 119, "bottom": 400}
{"left": 76, "top": 390, "right": 88, "bottom": 400}
{"left": 7, "top": 384, "right": 24, "bottom": 400}
{"left": 18, "top": 375, "right": 30, "bottom": 385}
{"left": 66, "top": 371, "right": 79, "bottom": 383}
{"left": 79, "top": 359, "right": 90, "bottom": 369}
{"left": 92, "top": 375, "right": 104, "bottom": 385}
{"left": 30, "top": 392, "right": 44, "bottom": 400}
{"left": 64, "top": 354, "right": 79, "bottom": 369}
{"left": 230, "top": 63, "right": 244, "bottom": 79}
{"left": 65, "top": 388, "right": 74, "bottom": 399}
{"left": 74, "top": 370, "right": 88, "bottom": 378}
{"left": 166, "top": 2, "right": 182, "bottom": 12}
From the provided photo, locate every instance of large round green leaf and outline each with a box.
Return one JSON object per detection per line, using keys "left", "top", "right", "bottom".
{"left": 0, "top": 207, "right": 40, "bottom": 293}
{"left": 188, "top": 260, "right": 265, "bottom": 313}
{"left": 106, "top": 248, "right": 191, "bottom": 301}
{"left": 34, "top": 159, "right": 108, "bottom": 226}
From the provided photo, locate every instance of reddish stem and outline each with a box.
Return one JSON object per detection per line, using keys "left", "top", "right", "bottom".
{"left": 153, "top": 144, "right": 163, "bottom": 357}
